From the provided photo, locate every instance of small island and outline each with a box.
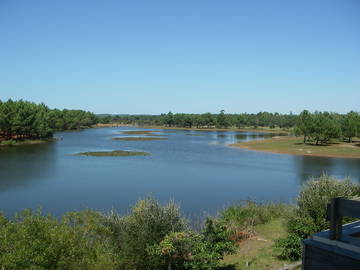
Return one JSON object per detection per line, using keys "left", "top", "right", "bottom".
{"left": 122, "top": 130, "right": 156, "bottom": 135}
{"left": 75, "top": 150, "right": 150, "bottom": 157}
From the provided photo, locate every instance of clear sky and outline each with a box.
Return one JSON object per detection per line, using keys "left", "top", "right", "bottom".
{"left": 0, "top": 0, "right": 359, "bottom": 114}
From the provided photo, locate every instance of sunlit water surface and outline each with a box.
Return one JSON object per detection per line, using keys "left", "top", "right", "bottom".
{"left": 1, "top": 127, "right": 359, "bottom": 218}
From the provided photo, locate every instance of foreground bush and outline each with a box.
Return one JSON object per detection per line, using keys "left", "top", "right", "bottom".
{"left": 275, "top": 174, "right": 360, "bottom": 260}
{"left": 0, "top": 209, "right": 117, "bottom": 270}
{"left": 105, "top": 197, "right": 187, "bottom": 270}
{"left": 148, "top": 218, "right": 234, "bottom": 270}
{"left": 0, "top": 197, "right": 235, "bottom": 270}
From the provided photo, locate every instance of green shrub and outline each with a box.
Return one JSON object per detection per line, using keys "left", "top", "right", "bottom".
{"left": 0, "top": 139, "right": 17, "bottom": 146}
{"left": 104, "top": 196, "right": 187, "bottom": 270}
{"left": 202, "top": 217, "right": 235, "bottom": 256}
{"left": 147, "top": 219, "right": 235, "bottom": 270}
{"left": 0, "top": 198, "right": 237, "bottom": 270}
{"left": 0, "top": 209, "right": 118, "bottom": 270}
{"left": 275, "top": 174, "right": 360, "bottom": 260}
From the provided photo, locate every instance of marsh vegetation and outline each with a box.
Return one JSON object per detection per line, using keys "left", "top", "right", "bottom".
{"left": 112, "top": 137, "right": 167, "bottom": 141}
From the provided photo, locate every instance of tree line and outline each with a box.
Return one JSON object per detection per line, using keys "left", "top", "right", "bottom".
{"left": 99, "top": 111, "right": 298, "bottom": 129}
{"left": 295, "top": 110, "right": 360, "bottom": 144}
{"left": 2, "top": 99, "right": 359, "bottom": 145}
{"left": 0, "top": 99, "right": 97, "bottom": 141}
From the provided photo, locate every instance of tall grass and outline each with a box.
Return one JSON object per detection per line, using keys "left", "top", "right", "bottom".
{"left": 219, "top": 201, "right": 291, "bottom": 241}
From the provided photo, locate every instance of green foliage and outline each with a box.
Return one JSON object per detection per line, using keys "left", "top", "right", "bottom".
{"left": 295, "top": 110, "right": 360, "bottom": 145}
{"left": 341, "top": 111, "right": 360, "bottom": 143}
{"left": 0, "top": 197, "right": 236, "bottom": 270}
{"left": 0, "top": 139, "right": 17, "bottom": 146}
{"left": 104, "top": 196, "right": 187, "bottom": 270}
{"left": 148, "top": 218, "right": 234, "bottom": 270}
{"left": 164, "top": 112, "right": 175, "bottom": 127}
{"left": 216, "top": 110, "right": 230, "bottom": 128}
{"left": 104, "top": 111, "right": 299, "bottom": 129}
{"left": 295, "top": 110, "right": 313, "bottom": 143}
{"left": 275, "top": 174, "right": 360, "bottom": 260}
{"left": 202, "top": 217, "right": 235, "bottom": 256}
{"left": 0, "top": 209, "right": 117, "bottom": 270}
{"left": 0, "top": 99, "right": 98, "bottom": 142}
{"left": 310, "top": 112, "right": 341, "bottom": 144}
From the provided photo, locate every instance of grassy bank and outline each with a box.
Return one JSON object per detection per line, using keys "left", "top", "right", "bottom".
{"left": 230, "top": 136, "right": 360, "bottom": 159}
{"left": 0, "top": 138, "right": 56, "bottom": 147}
{"left": 222, "top": 219, "right": 299, "bottom": 270}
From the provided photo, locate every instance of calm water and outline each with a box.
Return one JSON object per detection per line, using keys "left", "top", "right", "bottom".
{"left": 1, "top": 127, "right": 360, "bottom": 217}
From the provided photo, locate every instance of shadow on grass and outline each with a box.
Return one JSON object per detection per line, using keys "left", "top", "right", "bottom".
{"left": 218, "top": 264, "right": 236, "bottom": 270}
{"left": 294, "top": 142, "right": 332, "bottom": 147}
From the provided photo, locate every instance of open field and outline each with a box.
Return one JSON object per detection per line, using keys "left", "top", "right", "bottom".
{"left": 230, "top": 136, "right": 360, "bottom": 159}
{"left": 75, "top": 150, "right": 150, "bottom": 156}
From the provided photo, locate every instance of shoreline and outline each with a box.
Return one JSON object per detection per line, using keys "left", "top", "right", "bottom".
{"left": 118, "top": 124, "right": 291, "bottom": 134}
{"left": 230, "top": 137, "right": 360, "bottom": 159}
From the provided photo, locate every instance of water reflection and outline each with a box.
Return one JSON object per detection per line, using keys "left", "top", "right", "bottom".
{"left": 0, "top": 143, "right": 57, "bottom": 192}
{"left": 294, "top": 155, "right": 360, "bottom": 185}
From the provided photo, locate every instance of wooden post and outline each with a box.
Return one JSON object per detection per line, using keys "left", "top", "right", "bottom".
{"left": 329, "top": 197, "right": 343, "bottom": 240}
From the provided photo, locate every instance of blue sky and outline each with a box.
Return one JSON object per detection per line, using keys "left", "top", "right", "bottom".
{"left": 0, "top": 0, "right": 359, "bottom": 114}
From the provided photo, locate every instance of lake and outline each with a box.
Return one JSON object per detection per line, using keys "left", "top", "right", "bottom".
{"left": 1, "top": 127, "right": 359, "bottom": 218}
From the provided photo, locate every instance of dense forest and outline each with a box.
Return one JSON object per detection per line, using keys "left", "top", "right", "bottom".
{"left": 0, "top": 99, "right": 97, "bottom": 141}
